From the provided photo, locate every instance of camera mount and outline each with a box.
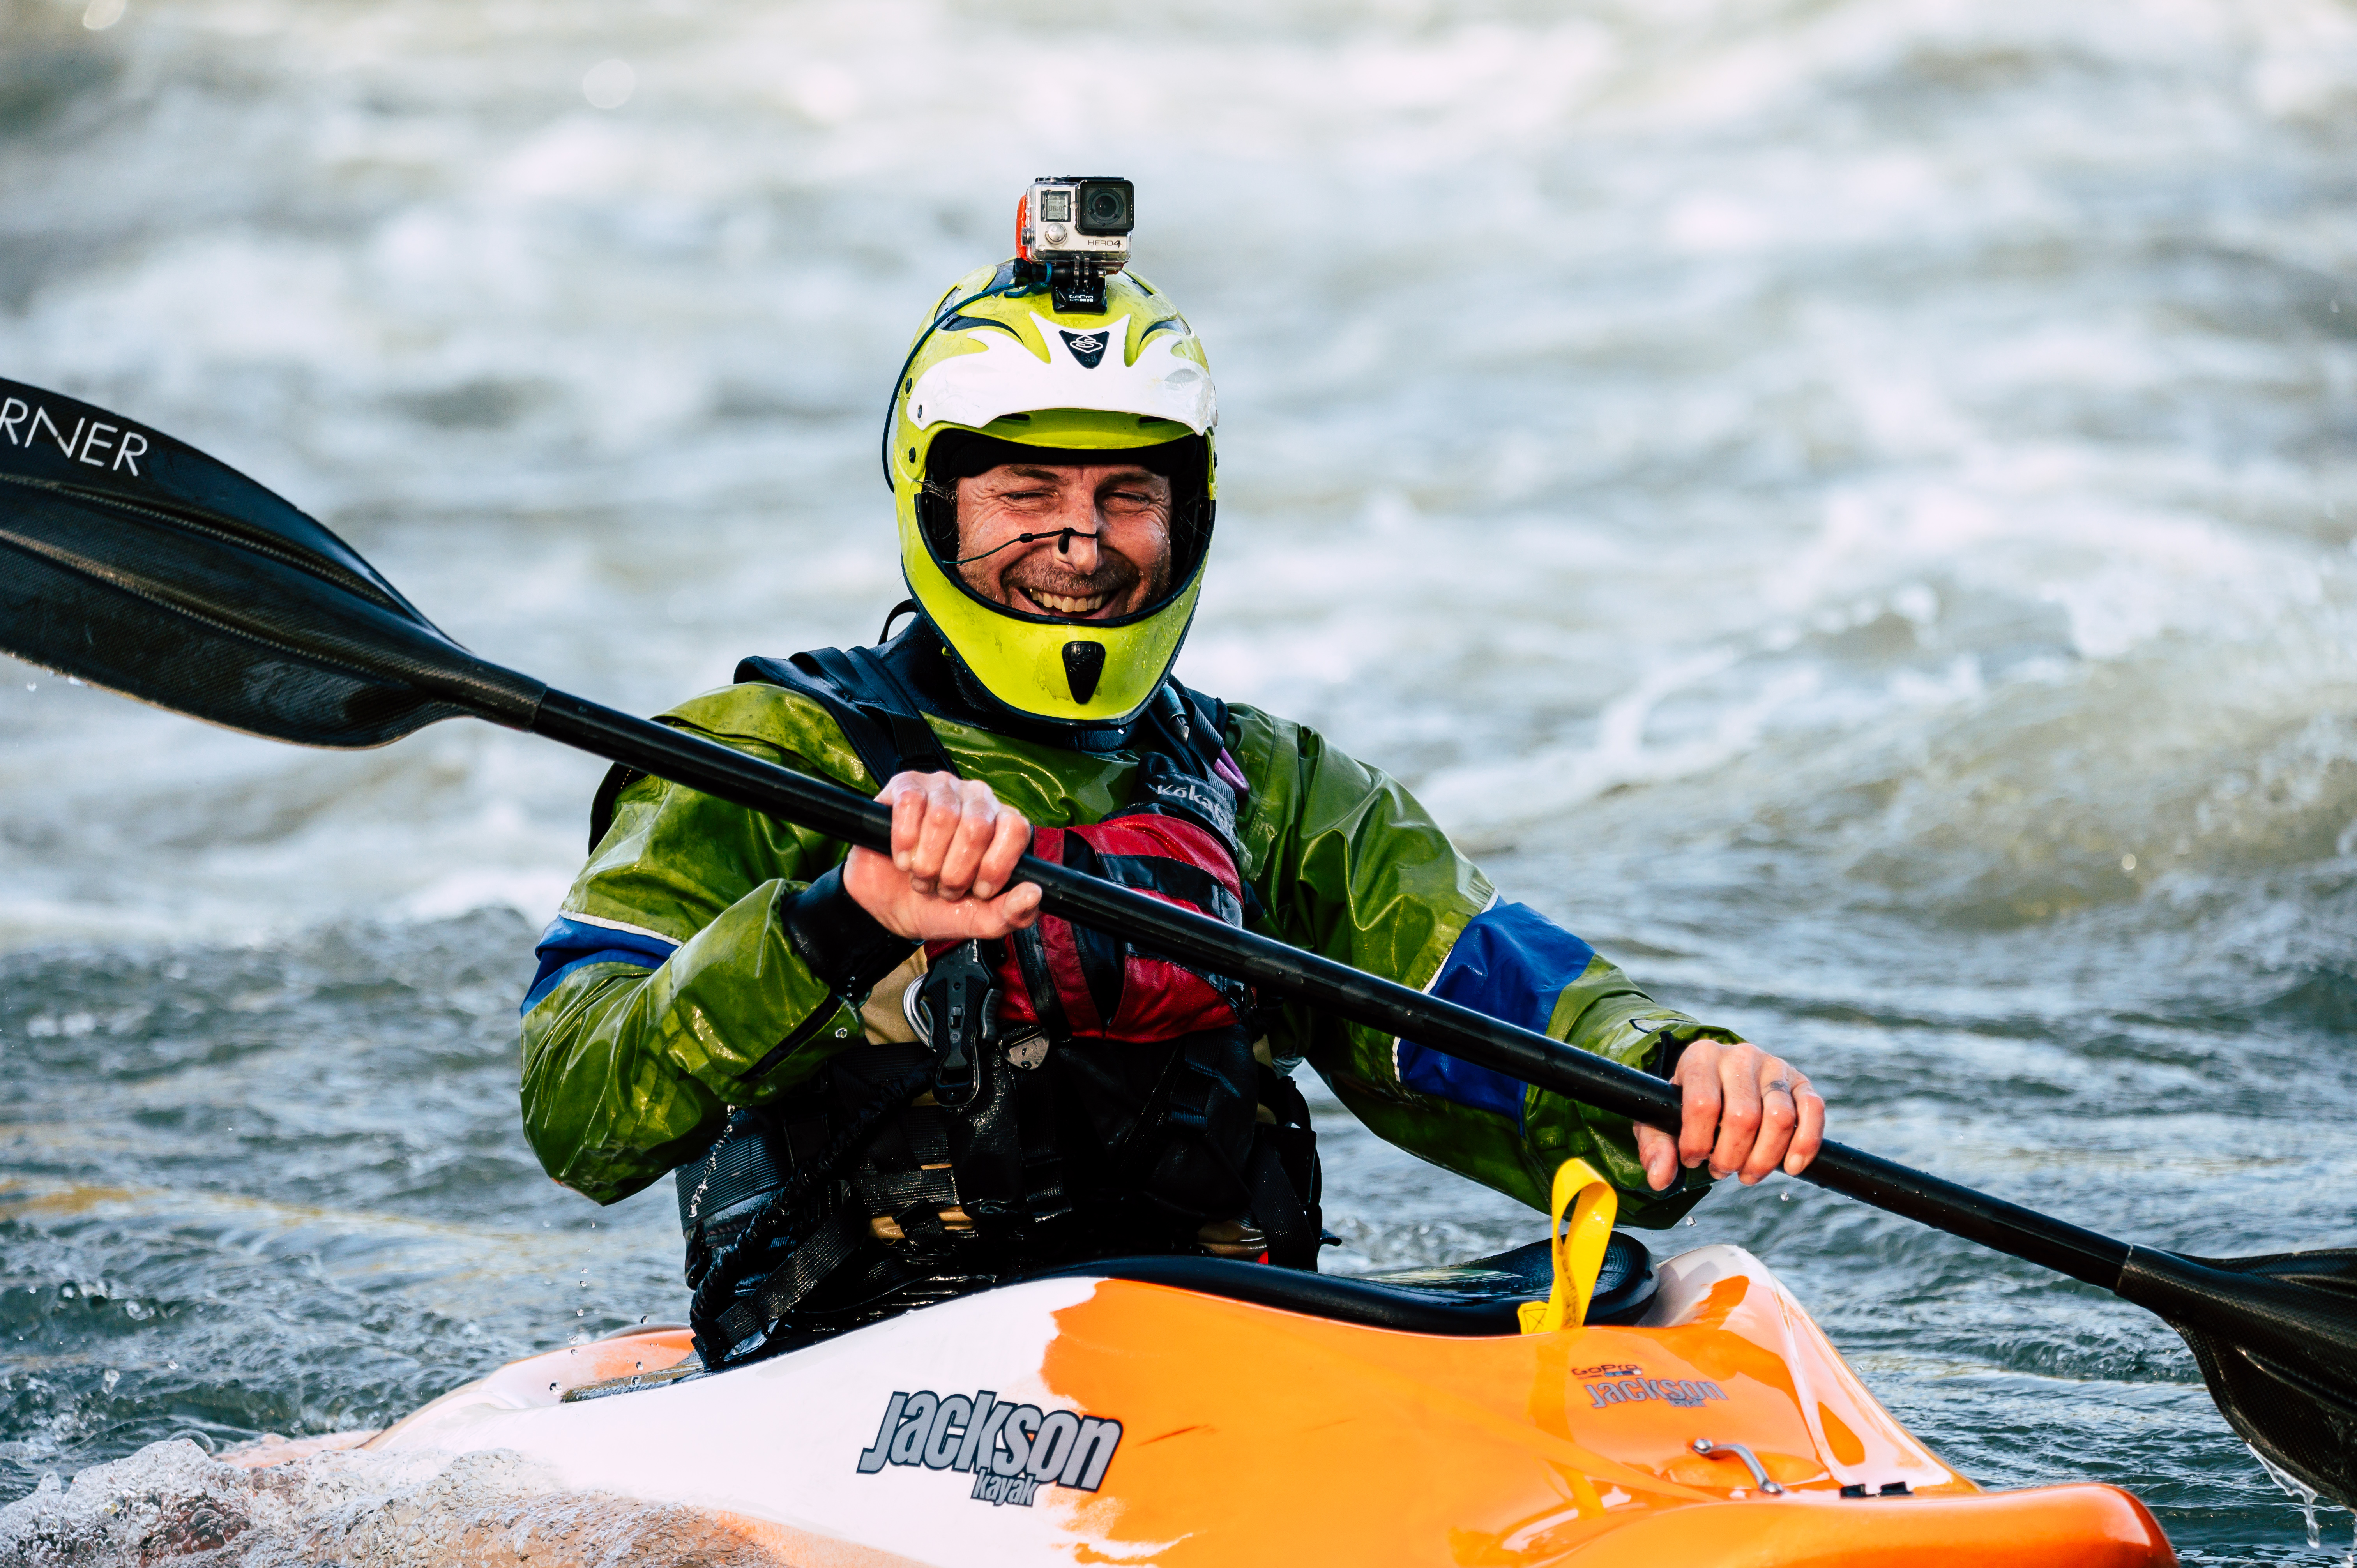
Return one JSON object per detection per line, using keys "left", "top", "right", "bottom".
{"left": 1015, "top": 258, "right": 1110, "bottom": 313}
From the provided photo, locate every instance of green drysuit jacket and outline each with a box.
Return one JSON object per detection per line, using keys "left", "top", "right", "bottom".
{"left": 519, "top": 682, "right": 1733, "bottom": 1227}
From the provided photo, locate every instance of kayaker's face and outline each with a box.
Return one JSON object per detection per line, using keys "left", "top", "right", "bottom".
{"left": 953, "top": 463, "right": 1173, "bottom": 621}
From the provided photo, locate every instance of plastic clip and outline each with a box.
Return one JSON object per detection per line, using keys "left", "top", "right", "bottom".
{"left": 910, "top": 939, "right": 997, "bottom": 1111}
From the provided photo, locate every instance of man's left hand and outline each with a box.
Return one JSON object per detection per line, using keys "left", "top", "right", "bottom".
{"left": 1634, "top": 1040, "right": 1826, "bottom": 1192}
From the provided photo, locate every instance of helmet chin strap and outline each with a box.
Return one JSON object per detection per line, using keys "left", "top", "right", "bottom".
{"left": 948, "top": 527, "right": 1101, "bottom": 567}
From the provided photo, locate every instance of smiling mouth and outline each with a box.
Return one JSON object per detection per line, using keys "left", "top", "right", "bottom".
{"left": 1017, "top": 587, "right": 1116, "bottom": 618}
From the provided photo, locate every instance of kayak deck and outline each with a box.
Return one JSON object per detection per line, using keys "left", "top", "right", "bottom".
{"left": 348, "top": 1243, "right": 2173, "bottom": 1566}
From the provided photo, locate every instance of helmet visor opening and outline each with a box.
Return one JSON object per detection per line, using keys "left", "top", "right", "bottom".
{"left": 917, "top": 430, "right": 1213, "bottom": 630}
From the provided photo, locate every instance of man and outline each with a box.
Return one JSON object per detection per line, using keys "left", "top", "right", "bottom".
{"left": 519, "top": 256, "right": 1825, "bottom": 1365}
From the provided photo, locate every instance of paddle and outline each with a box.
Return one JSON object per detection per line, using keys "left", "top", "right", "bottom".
{"left": 4, "top": 377, "right": 2354, "bottom": 1505}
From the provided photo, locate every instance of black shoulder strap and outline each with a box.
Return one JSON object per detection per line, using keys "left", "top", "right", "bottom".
{"left": 735, "top": 641, "right": 958, "bottom": 787}
{"left": 583, "top": 637, "right": 959, "bottom": 853}
{"left": 1170, "top": 681, "right": 1233, "bottom": 778}
{"left": 586, "top": 759, "right": 644, "bottom": 853}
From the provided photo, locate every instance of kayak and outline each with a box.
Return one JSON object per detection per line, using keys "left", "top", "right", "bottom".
{"left": 257, "top": 1234, "right": 2176, "bottom": 1566}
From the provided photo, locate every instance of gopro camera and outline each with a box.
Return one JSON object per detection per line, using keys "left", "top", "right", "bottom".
{"left": 1014, "top": 177, "right": 1133, "bottom": 313}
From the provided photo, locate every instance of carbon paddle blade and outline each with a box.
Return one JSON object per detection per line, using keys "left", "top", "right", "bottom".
{"left": 2117, "top": 1246, "right": 2357, "bottom": 1506}
{"left": 0, "top": 378, "right": 542, "bottom": 745}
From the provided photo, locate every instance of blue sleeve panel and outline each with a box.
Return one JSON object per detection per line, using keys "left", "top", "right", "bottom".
{"left": 1394, "top": 901, "right": 1597, "bottom": 1128}
{"left": 521, "top": 915, "right": 681, "bottom": 1013}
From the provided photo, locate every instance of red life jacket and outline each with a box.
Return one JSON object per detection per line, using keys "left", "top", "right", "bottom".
{"left": 954, "top": 802, "right": 1253, "bottom": 1045}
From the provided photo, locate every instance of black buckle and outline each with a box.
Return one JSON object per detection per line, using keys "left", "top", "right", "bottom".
{"left": 908, "top": 939, "right": 998, "bottom": 1111}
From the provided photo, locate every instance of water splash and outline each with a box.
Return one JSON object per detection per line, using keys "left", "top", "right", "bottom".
{"left": 2251, "top": 1443, "right": 2333, "bottom": 1552}
{"left": 0, "top": 1438, "right": 795, "bottom": 1568}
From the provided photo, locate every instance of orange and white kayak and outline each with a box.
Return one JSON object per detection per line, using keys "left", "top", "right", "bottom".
{"left": 326, "top": 1236, "right": 2176, "bottom": 1567}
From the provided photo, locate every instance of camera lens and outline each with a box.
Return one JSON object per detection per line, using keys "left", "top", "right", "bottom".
{"left": 1073, "top": 179, "right": 1134, "bottom": 235}
{"left": 1084, "top": 187, "right": 1126, "bottom": 228}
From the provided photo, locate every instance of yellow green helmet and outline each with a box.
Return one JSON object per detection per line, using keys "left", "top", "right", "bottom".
{"left": 883, "top": 260, "right": 1218, "bottom": 730}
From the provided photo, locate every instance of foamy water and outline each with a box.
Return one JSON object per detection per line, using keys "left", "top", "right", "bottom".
{"left": 3, "top": 0, "right": 2355, "bottom": 1559}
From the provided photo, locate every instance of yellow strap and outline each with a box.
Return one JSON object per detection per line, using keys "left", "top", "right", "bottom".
{"left": 1517, "top": 1158, "right": 1618, "bottom": 1335}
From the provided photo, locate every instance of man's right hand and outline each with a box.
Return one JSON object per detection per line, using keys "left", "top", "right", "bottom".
{"left": 843, "top": 771, "right": 1044, "bottom": 941}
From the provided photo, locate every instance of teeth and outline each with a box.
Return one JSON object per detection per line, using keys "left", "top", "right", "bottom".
{"left": 1030, "top": 590, "right": 1109, "bottom": 615}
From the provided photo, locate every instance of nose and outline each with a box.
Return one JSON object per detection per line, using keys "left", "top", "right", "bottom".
{"left": 1054, "top": 493, "right": 1102, "bottom": 574}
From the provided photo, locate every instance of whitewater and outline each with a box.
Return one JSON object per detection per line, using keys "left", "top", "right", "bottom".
{"left": 3, "top": 0, "right": 2355, "bottom": 1559}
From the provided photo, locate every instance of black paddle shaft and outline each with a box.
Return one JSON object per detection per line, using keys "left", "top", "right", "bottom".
{"left": 529, "top": 689, "right": 2133, "bottom": 1291}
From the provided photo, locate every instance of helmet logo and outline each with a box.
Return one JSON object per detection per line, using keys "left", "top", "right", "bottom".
{"left": 1058, "top": 329, "right": 1110, "bottom": 370}
{"left": 1062, "top": 641, "right": 1108, "bottom": 702}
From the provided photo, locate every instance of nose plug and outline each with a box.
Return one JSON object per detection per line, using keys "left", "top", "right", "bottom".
{"left": 946, "top": 527, "right": 1101, "bottom": 568}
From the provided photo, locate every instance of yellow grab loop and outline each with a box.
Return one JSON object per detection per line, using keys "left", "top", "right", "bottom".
{"left": 1517, "top": 1157, "right": 1619, "bottom": 1335}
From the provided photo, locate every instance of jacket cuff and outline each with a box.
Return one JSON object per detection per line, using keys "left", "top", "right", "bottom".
{"left": 1642, "top": 1021, "right": 1744, "bottom": 1080}
{"left": 778, "top": 864, "right": 917, "bottom": 1001}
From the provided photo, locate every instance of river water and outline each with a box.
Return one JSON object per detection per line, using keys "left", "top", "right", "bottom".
{"left": 2, "top": 0, "right": 2355, "bottom": 1560}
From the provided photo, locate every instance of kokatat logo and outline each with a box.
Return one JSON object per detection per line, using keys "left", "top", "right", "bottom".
{"left": 1145, "top": 772, "right": 1235, "bottom": 836}
{"left": 855, "top": 1388, "right": 1124, "bottom": 1508}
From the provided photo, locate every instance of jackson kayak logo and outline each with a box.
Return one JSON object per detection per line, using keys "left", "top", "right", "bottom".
{"left": 0, "top": 396, "right": 150, "bottom": 476}
{"left": 855, "top": 1389, "right": 1124, "bottom": 1507}
{"left": 1581, "top": 1368, "right": 1727, "bottom": 1409}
